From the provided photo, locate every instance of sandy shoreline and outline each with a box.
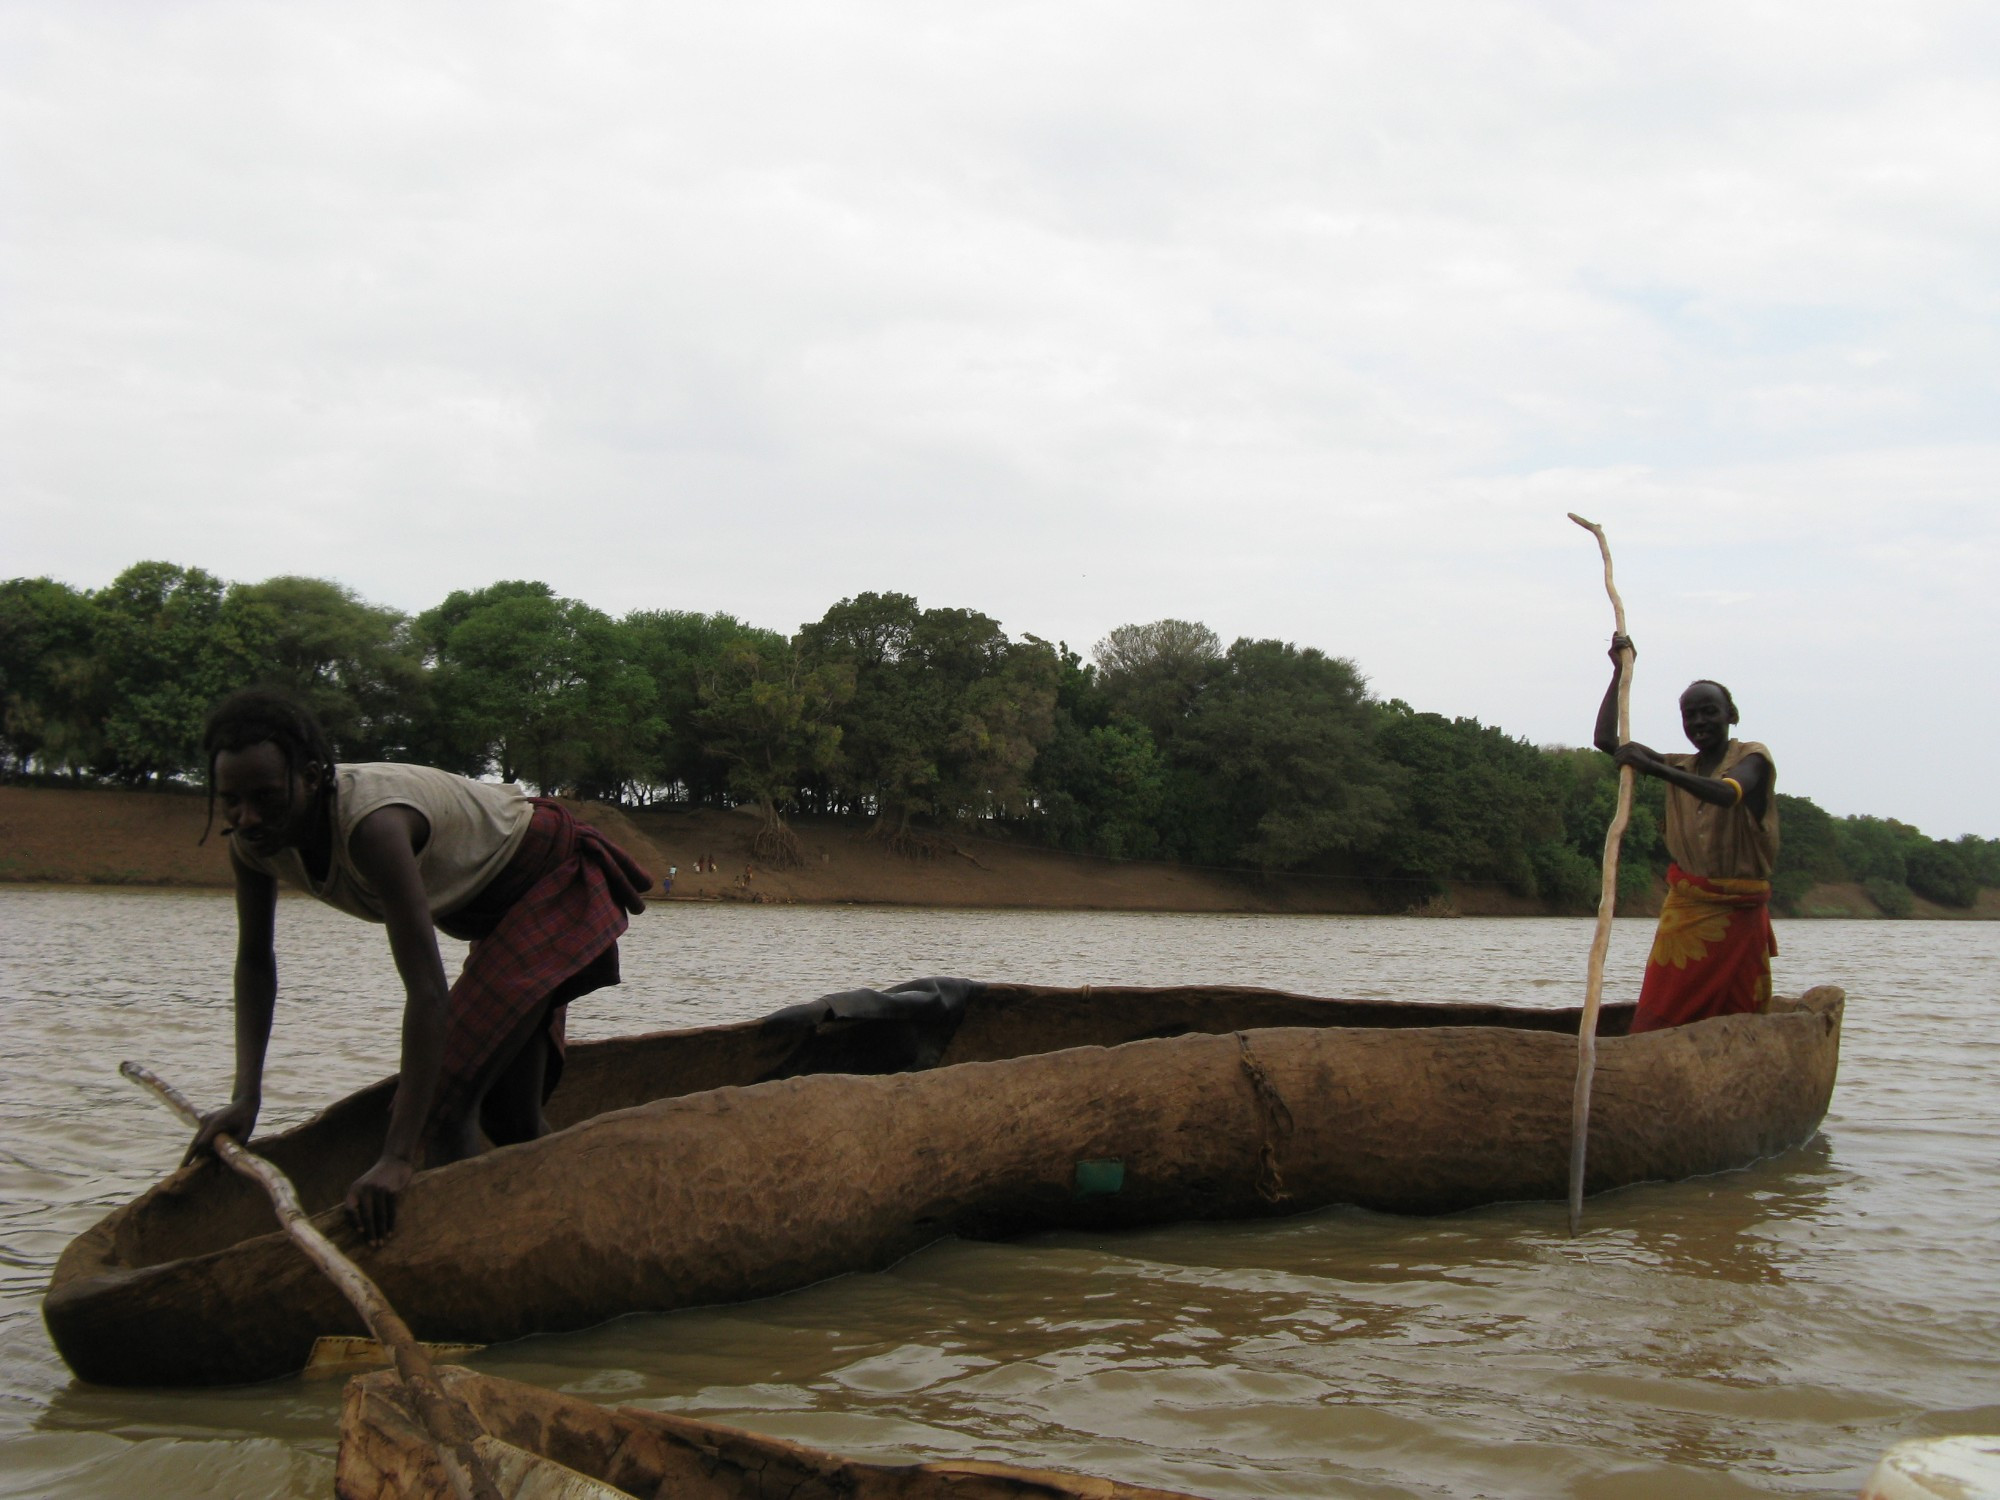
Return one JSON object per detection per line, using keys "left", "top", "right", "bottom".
{"left": 4, "top": 784, "right": 1995, "bottom": 919}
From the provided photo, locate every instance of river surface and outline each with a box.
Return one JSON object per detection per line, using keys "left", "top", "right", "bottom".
{"left": 1, "top": 891, "right": 1996, "bottom": 1499}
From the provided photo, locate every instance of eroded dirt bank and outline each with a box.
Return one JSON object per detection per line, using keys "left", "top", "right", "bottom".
{"left": 5, "top": 785, "right": 1994, "bottom": 918}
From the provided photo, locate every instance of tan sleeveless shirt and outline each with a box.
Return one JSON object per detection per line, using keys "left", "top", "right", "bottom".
{"left": 236, "top": 762, "right": 534, "bottom": 923}
{"left": 1661, "top": 739, "right": 1779, "bottom": 880}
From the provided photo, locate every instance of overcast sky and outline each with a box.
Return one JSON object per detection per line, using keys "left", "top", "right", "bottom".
{"left": 4, "top": 3, "right": 1995, "bottom": 835}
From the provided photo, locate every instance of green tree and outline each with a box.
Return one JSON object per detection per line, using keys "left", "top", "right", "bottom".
{"left": 1790, "top": 811, "right": 1990, "bottom": 913}
{"left": 568, "top": 618, "right": 664, "bottom": 805}
{"left": 617, "top": 609, "right": 764, "bottom": 804}
{"left": 1834, "top": 815, "right": 1910, "bottom": 885}
{"left": 417, "top": 581, "right": 651, "bottom": 794}
{"left": 1028, "top": 645, "right": 1167, "bottom": 859}
{"left": 0, "top": 577, "right": 100, "bottom": 777}
{"left": 1372, "top": 704, "right": 1584, "bottom": 904}
{"left": 1175, "top": 637, "right": 1396, "bottom": 869}
{"left": 797, "top": 592, "right": 931, "bottom": 844}
{"left": 1542, "top": 747, "right": 1668, "bottom": 905}
{"left": 1954, "top": 835, "right": 2000, "bottom": 890}
{"left": 939, "top": 630, "right": 1060, "bottom": 825}
{"left": 90, "top": 562, "right": 262, "bottom": 784}
{"left": 1906, "top": 838, "right": 1979, "bottom": 908}
{"left": 1033, "top": 716, "right": 1168, "bottom": 859}
{"left": 1864, "top": 875, "right": 1915, "bottom": 917}
{"left": 1770, "top": 793, "right": 1846, "bottom": 913}
{"left": 1528, "top": 839, "right": 1603, "bottom": 912}
{"left": 695, "top": 634, "right": 852, "bottom": 865}
{"left": 800, "top": 594, "right": 1058, "bottom": 851}
{"left": 1093, "top": 618, "right": 1223, "bottom": 746}
{"left": 227, "top": 576, "right": 428, "bottom": 762}
{"left": 1086, "top": 620, "right": 1236, "bottom": 866}
{"left": 1835, "top": 816, "right": 1915, "bottom": 913}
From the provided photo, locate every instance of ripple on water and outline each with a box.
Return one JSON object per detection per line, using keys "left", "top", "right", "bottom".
{"left": 2, "top": 892, "right": 1997, "bottom": 1498}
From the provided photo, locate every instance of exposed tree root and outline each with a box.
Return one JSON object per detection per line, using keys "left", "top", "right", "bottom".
{"left": 855, "top": 818, "right": 945, "bottom": 861}
{"left": 751, "top": 819, "right": 805, "bottom": 869}
{"left": 882, "top": 828, "right": 945, "bottom": 861}
{"left": 1404, "top": 892, "right": 1461, "bottom": 918}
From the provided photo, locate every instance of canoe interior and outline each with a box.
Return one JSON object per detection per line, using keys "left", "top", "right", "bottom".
{"left": 98, "top": 984, "right": 1631, "bottom": 1275}
{"left": 337, "top": 1363, "right": 1207, "bottom": 1500}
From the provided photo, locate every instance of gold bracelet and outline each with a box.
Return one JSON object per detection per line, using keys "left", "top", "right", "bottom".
{"left": 1721, "top": 776, "right": 1744, "bottom": 806}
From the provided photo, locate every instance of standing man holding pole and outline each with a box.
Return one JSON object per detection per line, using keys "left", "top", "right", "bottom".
{"left": 1594, "top": 635, "right": 1781, "bottom": 1033}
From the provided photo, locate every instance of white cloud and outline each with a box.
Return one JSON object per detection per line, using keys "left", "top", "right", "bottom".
{"left": 3, "top": 0, "right": 1997, "bottom": 833}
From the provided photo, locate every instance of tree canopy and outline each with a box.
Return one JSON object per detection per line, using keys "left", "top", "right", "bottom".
{"left": 694, "top": 633, "right": 851, "bottom": 865}
{"left": 3, "top": 559, "right": 1991, "bottom": 914}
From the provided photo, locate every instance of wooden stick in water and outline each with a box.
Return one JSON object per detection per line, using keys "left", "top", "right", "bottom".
{"left": 1565, "top": 514, "right": 1636, "bottom": 1237}
{"left": 120, "top": 1061, "right": 502, "bottom": 1500}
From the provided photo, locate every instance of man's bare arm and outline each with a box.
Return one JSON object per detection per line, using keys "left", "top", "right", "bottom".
{"left": 184, "top": 854, "right": 278, "bottom": 1164}
{"left": 343, "top": 804, "right": 450, "bottom": 1244}
{"left": 1614, "top": 745, "right": 1771, "bottom": 817}
{"left": 1594, "top": 633, "right": 1634, "bottom": 755}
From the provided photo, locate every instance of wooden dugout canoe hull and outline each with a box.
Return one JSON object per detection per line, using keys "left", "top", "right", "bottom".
{"left": 336, "top": 1364, "right": 1202, "bottom": 1500}
{"left": 45, "top": 982, "right": 1844, "bottom": 1388}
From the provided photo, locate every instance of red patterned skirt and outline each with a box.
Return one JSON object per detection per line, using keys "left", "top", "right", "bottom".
{"left": 1629, "top": 863, "right": 1776, "bottom": 1034}
{"left": 426, "top": 799, "right": 652, "bottom": 1143}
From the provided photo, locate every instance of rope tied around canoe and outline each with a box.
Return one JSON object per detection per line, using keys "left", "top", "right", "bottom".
{"left": 1235, "top": 1033, "right": 1295, "bottom": 1204}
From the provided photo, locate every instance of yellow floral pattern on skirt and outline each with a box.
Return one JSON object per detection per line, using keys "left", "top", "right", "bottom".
{"left": 1649, "top": 875, "right": 1771, "bottom": 970}
{"left": 1651, "top": 895, "right": 1728, "bottom": 968}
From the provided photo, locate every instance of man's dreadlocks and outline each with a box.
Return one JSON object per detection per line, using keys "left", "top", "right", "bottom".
{"left": 199, "top": 688, "right": 337, "bottom": 844}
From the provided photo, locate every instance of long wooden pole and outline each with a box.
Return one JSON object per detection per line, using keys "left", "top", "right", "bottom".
{"left": 1565, "top": 514, "right": 1635, "bottom": 1237}
{"left": 121, "top": 1062, "right": 502, "bottom": 1500}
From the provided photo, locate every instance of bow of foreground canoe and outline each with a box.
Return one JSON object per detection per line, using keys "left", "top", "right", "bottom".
{"left": 338, "top": 1364, "right": 1205, "bottom": 1500}
{"left": 45, "top": 981, "right": 1845, "bottom": 1388}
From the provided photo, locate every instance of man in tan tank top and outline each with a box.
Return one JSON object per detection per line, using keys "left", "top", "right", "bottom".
{"left": 1594, "top": 634, "right": 1780, "bottom": 1032}
{"left": 182, "top": 689, "right": 652, "bottom": 1244}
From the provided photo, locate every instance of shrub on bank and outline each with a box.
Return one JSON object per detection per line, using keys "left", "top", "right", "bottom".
{"left": 1864, "top": 877, "right": 1915, "bottom": 918}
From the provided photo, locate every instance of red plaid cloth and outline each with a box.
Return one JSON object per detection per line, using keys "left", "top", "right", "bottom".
{"left": 426, "top": 799, "right": 652, "bottom": 1145}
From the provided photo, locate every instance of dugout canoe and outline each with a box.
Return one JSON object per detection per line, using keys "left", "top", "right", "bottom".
{"left": 337, "top": 1362, "right": 1203, "bottom": 1500}
{"left": 45, "top": 980, "right": 1845, "bottom": 1387}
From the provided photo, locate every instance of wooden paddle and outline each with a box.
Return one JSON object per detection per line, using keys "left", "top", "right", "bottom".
{"left": 1565, "top": 514, "right": 1635, "bottom": 1237}
{"left": 121, "top": 1062, "right": 624, "bottom": 1500}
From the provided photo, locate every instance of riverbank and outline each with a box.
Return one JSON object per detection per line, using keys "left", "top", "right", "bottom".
{"left": 621, "top": 805, "right": 1526, "bottom": 915}
{"left": 5, "top": 784, "right": 1996, "bottom": 918}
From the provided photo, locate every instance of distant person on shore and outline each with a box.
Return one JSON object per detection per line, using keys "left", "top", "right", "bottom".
{"left": 1595, "top": 634, "right": 1779, "bottom": 1032}
{"left": 183, "top": 688, "right": 652, "bottom": 1244}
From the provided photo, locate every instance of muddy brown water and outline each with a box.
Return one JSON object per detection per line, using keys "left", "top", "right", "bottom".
{"left": 1, "top": 891, "right": 1994, "bottom": 1499}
